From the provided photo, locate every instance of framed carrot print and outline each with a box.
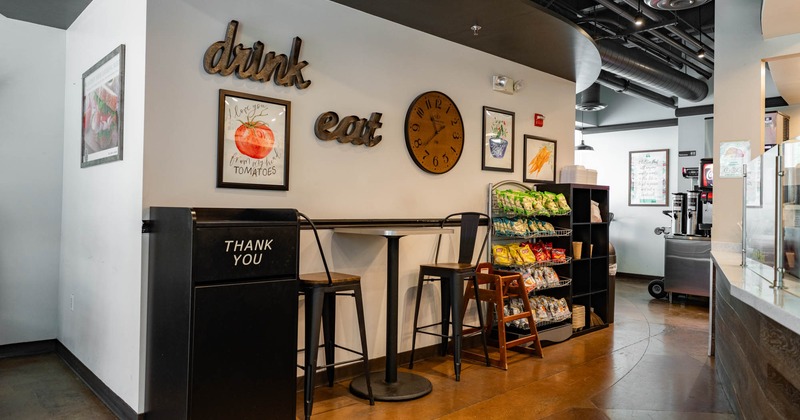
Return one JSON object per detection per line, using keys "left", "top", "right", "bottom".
{"left": 523, "top": 135, "right": 556, "bottom": 183}
{"left": 217, "top": 89, "right": 291, "bottom": 190}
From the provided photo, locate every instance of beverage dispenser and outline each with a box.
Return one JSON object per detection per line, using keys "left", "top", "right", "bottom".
{"left": 686, "top": 191, "right": 700, "bottom": 236}
{"left": 670, "top": 192, "right": 687, "bottom": 235}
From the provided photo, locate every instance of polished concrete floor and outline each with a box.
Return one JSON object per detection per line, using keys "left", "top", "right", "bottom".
{"left": 0, "top": 277, "right": 733, "bottom": 419}
{"left": 300, "top": 277, "right": 734, "bottom": 419}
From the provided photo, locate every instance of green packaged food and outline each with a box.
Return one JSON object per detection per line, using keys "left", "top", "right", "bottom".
{"left": 555, "top": 193, "right": 570, "bottom": 214}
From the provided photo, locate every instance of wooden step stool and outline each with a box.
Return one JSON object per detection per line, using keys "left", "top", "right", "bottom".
{"left": 461, "top": 262, "right": 543, "bottom": 370}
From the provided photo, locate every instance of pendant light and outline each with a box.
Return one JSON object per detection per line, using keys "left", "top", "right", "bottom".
{"left": 634, "top": 0, "right": 645, "bottom": 27}
{"left": 696, "top": 7, "right": 706, "bottom": 58}
{"left": 577, "top": 111, "right": 594, "bottom": 151}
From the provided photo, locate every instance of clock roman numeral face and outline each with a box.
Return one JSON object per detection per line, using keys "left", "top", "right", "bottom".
{"left": 404, "top": 91, "right": 465, "bottom": 174}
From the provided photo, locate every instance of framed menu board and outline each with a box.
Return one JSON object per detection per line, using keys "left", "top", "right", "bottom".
{"left": 629, "top": 149, "right": 669, "bottom": 206}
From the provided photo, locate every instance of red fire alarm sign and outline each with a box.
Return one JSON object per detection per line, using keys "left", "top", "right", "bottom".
{"left": 534, "top": 113, "right": 545, "bottom": 127}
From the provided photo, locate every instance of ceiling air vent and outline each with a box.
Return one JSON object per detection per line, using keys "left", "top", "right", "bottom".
{"left": 643, "top": 0, "right": 710, "bottom": 10}
{"left": 576, "top": 84, "right": 607, "bottom": 112}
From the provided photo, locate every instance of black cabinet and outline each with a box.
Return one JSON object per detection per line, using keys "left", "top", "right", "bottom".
{"left": 539, "top": 184, "right": 610, "bottom": 334}
{"left": 146, "top": 208, "right": 299, "bottom": 420}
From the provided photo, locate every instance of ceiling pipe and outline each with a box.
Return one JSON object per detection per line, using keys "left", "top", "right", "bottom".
{"left": 629, "top": 34, "right": 712, "bottom": 78}
{"left": 648, "top": 30, "right": 713, "bottom": 69}
{"left": 619, "top": 0, "right": 715, "bottom": 59}
{"left": 594, "top": 0, "right": 713, "bottom": 68}
{"left": 596, "top": 71, "right": 677, "bottom": 109}
{"left": 574, "top": 17, "right": 712, "bottom": 77}
{"left": 598, "top": 39, "right": 708, "bottom": 101}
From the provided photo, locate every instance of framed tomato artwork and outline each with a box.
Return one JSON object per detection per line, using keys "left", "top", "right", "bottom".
{"left": 81, "top": 44, "right": 125, "bottom": 168}
{"left": 217, "top": 89, "right": 291, "bottom": 190}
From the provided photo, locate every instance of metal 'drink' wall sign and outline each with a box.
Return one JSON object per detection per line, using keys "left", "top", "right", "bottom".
{"left": 203, "top": 20, "right": 311, "bottom": 89}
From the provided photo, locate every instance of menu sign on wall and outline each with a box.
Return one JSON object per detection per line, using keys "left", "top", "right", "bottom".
{"left": 629, "top": 149, "right": 669, "bottom": 206}
{"left": 719, "top": 140, "right": 751, "bottom": 178}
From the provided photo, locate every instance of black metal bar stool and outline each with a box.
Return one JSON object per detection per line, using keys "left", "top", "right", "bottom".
{"left": 296, "top": 212, "right": 374, "bottom": 419}
{"left": 408, "top": 212, "right": 490, "bottom": 381}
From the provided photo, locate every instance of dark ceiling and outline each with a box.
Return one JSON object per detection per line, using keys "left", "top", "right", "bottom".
{"left": 331, "top": 0, "right": 602, "bottom": 93}
{"left": 2, "top": 0, "right": 714, "bottom": 109}
{"left": 334, "top": 0, "right": 715, "bottom": 108}
{"left": 0, "top": 0, "right": 92, "bottom": 30}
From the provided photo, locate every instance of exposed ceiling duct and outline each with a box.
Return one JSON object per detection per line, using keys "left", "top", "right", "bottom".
{"left": 596, "top": 71, "right": 677, "bottom": 109}
{"left": 533, "top": 0, "right": 713, "bottom": 108}
{"left": 598, "top": 39, "right": 709, "bottom": 101}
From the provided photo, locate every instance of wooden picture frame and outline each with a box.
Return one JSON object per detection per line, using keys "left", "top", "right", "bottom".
{"left": 481, "top": 106, "right": 514, "bottom": 172}
{"left": 523, "top": 135, "right": 556, "bottom": 183}
{"left": 629, "top": 149, "right": 669, "bottom": 206}
{"left": 81, "top": 44, "right": 125, "bottom": 168}
{"left": 217, "top": 89, "right": 291, "bottom": 190}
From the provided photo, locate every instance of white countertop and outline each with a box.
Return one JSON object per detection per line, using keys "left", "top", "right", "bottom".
{"left": 712, "top": 249, "right": 800, "bottom": 335}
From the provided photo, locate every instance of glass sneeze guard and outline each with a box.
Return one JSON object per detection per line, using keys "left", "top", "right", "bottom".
{"left": 744, "top": 140, "right": 800, "bottom": 288}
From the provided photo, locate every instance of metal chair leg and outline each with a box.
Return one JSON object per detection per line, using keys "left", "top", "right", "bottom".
{"left": 353, "top": 286, "right": 375, "bottom": 405}
{"left": 440, "top": 276, "right": 452, "bottom": 357}
{"left": 450, "top": 275, "right": 463, "bottom": 381}
{"left": 304, "top": 288, "right": 325, "bottom": 420}
{"left": 322, "top": 292, "right": 336, "bottom": 387}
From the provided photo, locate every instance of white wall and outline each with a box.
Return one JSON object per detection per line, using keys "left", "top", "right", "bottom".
{"left": 0, "top": 17, "right": 65, "bottom": 345}
{"left": 142, "top": 0, "right": 576, "bottom": 215}
{"left": 139, "top": 0, "right": 575, "bottom": 413}
{"left": 59, "top": 0, "right": 146, "bottom": 410}
{"left": 577, "top": 126, "right": 679, "bottom": 276}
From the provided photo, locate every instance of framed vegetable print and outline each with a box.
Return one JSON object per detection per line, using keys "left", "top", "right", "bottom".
{"left": 81, "top": 44, "right": 125, "bottom": 168}
{"left": 523, "top": 135, "right": 556, "bottom": 183}
{"left": 217, "top": 89, "right": 291, "bottom": 190}
{"left": 482, "top": 106, "right": 514, "bottom": 172}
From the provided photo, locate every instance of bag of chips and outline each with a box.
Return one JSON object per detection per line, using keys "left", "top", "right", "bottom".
{"left": 492, "top": 245, "right": 512, "bottom": 266}
{"left": 508, "top": 244, "right": 526, "bottom": 265}
{"left": 556, "top": 193, "right": 570, "bottom": 214}
{"left": 516, "top": 245, "right": 537, "bottom": 265}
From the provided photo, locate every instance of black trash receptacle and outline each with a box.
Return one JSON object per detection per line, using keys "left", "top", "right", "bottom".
{"left": 146, "top": 208, "right": 299, "bottom": 420}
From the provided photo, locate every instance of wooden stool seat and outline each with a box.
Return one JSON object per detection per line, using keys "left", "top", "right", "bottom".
{"left": 418, "top": 262, "right": 475, "bottom": 271}
{"left": 300, "top": 272, "right": 361, "bottom": 285}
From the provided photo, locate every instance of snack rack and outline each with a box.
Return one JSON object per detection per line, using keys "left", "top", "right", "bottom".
{"left": 487, "top": 181, "right": 575, "bottom": 343}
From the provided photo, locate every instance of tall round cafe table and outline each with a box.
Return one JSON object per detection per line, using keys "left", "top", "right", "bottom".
{"left": 334, "top": 227, "right": 453, "bottom": 401}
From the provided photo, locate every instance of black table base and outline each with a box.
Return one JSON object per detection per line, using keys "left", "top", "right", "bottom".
{"left": 349, "top": 371, "right": 432, "bottom": 402}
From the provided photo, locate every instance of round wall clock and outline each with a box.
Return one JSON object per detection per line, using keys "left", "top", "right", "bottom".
{"left": 404, "top": 91, "right": 465, "bottom": 174}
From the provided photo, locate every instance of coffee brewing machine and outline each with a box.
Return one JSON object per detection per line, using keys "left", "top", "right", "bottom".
{"left": 663, "top": 158, "right": 713, "bottom": 237}
{"left": 649, "top": 158, "right": 713, "bottom": 301}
